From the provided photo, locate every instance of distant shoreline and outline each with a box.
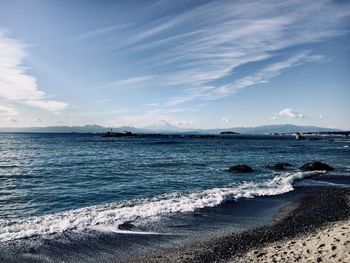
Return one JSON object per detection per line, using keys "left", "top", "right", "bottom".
{"left": 1, "top": 132, "right": 349, "bottom": 140}
{"left": 0, "top": 123, "right": 344, "bottom": 134}
{"left": 102, "top": 131, "right": 349, "bottom": 138}
{"left": 125, "top": 187, "right": 350, "bottom": 263}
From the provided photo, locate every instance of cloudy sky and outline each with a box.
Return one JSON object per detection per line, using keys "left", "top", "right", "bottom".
{"left": 0, "top": 0, "right": 349, "bottom": 129}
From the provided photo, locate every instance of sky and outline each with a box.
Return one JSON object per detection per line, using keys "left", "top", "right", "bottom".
{"left": 0, "top": 0, "right": 349, "bottom": 129}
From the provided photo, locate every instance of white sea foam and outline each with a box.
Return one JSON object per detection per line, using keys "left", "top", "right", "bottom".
{"left": 88, "top": 225, "right": 163, "bottom": 235}
{"left": 0, "top": 171, "right": 319, "bottom": 242}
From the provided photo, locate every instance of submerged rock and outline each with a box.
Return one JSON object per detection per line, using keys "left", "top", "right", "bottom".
{"left": 266, "top": 163, "right": 292, "bottom": 170}
{"left": 228, "top": 165, "right": 253, "bottom": 173}
{"left": 300, "top": 161, "right": 334, "bottom": 171}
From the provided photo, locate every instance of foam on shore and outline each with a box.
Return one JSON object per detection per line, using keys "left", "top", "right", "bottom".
{"left": 0, "top": 171, "right": 320, "bottom": 242}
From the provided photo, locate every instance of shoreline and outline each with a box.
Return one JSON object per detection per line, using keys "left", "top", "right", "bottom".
{"left": 125, "top": 187, "right": 350, "bottom": 263}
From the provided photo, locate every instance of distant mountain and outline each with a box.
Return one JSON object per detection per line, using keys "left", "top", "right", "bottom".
{"left": 0, "top": 125, "right": 147, "bottom": 134}
{"left": 143, "top": 120, "right": 180, "bottom": 132}
{"left": 0, "top": 124, "right": 342, "bottom": 134}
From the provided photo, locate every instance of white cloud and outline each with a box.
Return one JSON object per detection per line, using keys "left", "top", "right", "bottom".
{"left": 7, "top": 116, "right": 18, "bottom": 123}
{"left": 278, "top": 108, "right": 304, "bottom": 119}
{"left": 269, "top": 116, "right": 278, "bottom": 121}
{"left": 0, "top": 105, "right": 19, "bottom": 116}
{"left": 0, "top": 30, "right": 68, "bottom": 112}
{"left": 222, "top": 117, "right": 231, "bottom": 123}
{"left": 171, "top": 120, "right": 193, "bottom": 126}
{"left": 319, "top": 114, "right": 323, "bottom": 119}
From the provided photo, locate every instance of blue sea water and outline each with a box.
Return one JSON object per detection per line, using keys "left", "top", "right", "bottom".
{"left": 0, "top": 133, "right": 349, "bottom": 244}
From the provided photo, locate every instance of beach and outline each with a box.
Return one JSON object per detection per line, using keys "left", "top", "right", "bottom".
{"left": 231, "top": 219, "right": 350, "bottom": 263}
{"left": 126, "top": 187, "right": 350, "bottom": 263}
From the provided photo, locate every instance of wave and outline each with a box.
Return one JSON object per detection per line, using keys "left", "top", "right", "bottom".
{"left": 0, "top": 171, "right": 319, "bottom": 242}
{"left": 0, "top": 165, "right": 19, "bottom": 168}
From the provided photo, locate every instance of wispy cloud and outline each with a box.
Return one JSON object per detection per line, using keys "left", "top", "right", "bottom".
{"left": 66, "top": 24, "right": 130, "bottom": 44}
{"left": 25, "top": 100, "right": 68, "bottom": 112}
{"left": 106, "top": 75, "right": 156, "bottom": 87}
{"left": 0, "top": 105, "right": 19, "bottom": 116}
{"left": 163, "top": 52, "right": 319, "bottom": 106}
{"left": 103, "top": 0, "right": 349, "bottom": 107}
{"left": 205, "top": 52, "right": 322, "bottom": 100}
{"left": 88, "top": 98, "right": 110, "bottom": 104}
{"left": 0, "top": 30, "right": 68, "bottom": 112}
{"left": 164, "top": 86, "right": 214, "bottom": 107}
{"left": 147, "top": 107, "right": 199, "bottom": 114}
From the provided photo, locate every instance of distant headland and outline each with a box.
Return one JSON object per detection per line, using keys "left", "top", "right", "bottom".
{"left": 0, "top": 124, "right": 344, "bottom": 135}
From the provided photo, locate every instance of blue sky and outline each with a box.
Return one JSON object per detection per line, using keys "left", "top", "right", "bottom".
{"left": 0, "top": 0, "right": 349, "bottom": 129}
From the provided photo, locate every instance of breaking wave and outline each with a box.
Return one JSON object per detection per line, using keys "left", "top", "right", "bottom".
{"left": 0, "top": 171, "right": 319, "bottom": 242}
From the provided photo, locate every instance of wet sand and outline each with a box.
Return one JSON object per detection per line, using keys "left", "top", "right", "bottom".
{"left": 125, "top": 187, "right": 350, "bottom": 263}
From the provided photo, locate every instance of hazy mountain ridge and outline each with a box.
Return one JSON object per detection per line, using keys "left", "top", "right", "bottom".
{"left": 143, "top": 120, "right": 180, "bottom": 131}
{"left": 0, "top": 124, "right": 342, "bottom": 134}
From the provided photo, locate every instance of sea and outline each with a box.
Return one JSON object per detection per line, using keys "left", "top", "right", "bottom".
{"left": 0, "top": 133, "right": 349, "bottom": 262}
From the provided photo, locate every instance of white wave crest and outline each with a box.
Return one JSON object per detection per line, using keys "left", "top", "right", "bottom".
{"left": 0, "top": 171, "right": 318, "bottom": 242}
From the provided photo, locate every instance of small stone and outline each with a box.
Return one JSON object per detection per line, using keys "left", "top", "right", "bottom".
{"left": 256, "top": 252, "right": 266, "bottom": 258}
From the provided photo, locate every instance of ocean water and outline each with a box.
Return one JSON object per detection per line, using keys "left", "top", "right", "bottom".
{"left": 0, "top": 133, "right": 349, "bottom": 245}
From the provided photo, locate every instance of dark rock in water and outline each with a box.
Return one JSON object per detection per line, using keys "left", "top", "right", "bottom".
{"left": 228, "top": 165, "right": 253, "bottom": 173}
{"left": 103, "top": 130, "right": 135, "bottom": 137}
{"left": 118, "top": 221, "right": 134, "bottom": 231}
{"left": 266, "top": 163, "right": 292, "bottom": 170}
{"left": 300, "top": 161, "right": 334, "bottom": 171}
{"left": 295, "top": 132, "right": 305, "bottom": 140}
